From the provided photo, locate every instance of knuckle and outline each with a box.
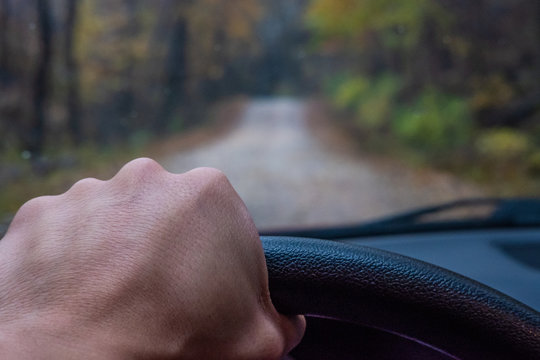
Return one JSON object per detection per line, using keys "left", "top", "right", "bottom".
{"left": 186, "top": 167, "right": 231, "bottom": 191}
{"left": 67, "top": 177, "right": 102, "bottom": 195}
{"left": 187, "top": 168, "right": 237, "bottom": 206}
{"left": 113, "top": 158, "right": 165, "bottom": 183}
{"left": 11, "top": 195, "right": 55, "bottom": 226}
{"left": 124, "top": 157, "right": 164, "bottom": 175}
{"left": 188, "top": 166, "right": 227, "bottom": 180}
{"left": 18, "top": 196, "right": 52, "bottom": 216}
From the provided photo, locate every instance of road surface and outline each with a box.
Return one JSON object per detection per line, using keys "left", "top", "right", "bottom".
{"left": 161, "top": 98, "right": 481, "bottom": 230}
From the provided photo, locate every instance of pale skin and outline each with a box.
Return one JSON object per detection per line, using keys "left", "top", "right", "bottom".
{"left": 0, "top": 158, "right": 306, "bottom": 359}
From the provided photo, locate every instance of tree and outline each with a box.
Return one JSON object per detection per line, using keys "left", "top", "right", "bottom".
{"left": 156, "top": 13, "right": 188, "bottom": 132}
{"left": 155, "top": 0, "right": 262, "bottom": 130}
{"left": 307, "top": 0, "right": 540, "bottom": 127}
{"left": 0, "top": 0, "right": 10, "bottom": 80}
{"left": 27, "top": 0, "right": 52, "bottom": 155}
{"left": 65, "top": 0, "right": 81, "bottom": 144}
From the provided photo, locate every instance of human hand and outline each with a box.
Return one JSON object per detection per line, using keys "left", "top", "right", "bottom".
{"left": 0, "top": 158, "right": 305, "bottom": 359}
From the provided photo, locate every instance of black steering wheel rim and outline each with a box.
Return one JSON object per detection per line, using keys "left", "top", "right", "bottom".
{"left": 262, "top": 236, "right": 540, "bottom": 359}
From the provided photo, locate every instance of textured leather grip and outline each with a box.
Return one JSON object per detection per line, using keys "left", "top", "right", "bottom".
{"left": 262, "top": 236, "right": 540, "bottom": 359}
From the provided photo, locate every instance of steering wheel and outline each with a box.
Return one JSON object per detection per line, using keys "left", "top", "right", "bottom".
{"left": 262, "top": 237, "right": 540, "bottom": 359}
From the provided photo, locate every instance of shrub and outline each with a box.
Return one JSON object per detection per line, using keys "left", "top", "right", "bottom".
{"left": 393, "top": 89, "right": 473, "bottom": 152}
{"left": 526, "top": 151, "right": 540, "bottom": 176}
{"left": 355, "top": 73, "right": 402, "bottom": 130}
{"left": 329, "top": 73, "right": 402, "bottom": 130}
{"left": 471, "top": 75, "right": 515, "bottom": 111}
{"left": 475, "top": 128, "right": 531, "bottom": 161}
{"left": 331, "top": 75, "right": 370, "bottom": 111}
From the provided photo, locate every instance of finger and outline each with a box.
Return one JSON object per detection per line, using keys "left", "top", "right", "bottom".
{"left": 277, "top": 314, "right": 306, "bottom": 356}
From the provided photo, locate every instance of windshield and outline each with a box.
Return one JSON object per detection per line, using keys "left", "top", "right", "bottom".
{"left": 1, "top": 0, "right": 539, "bottom": 231}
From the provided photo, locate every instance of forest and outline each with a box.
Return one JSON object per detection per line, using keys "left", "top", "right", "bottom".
{"left": 0, "top": 0, "right": 269, "bottom": 155}
{"left": 307, "top": 0, "right": 540, "bottom": 177}
{"left": 0, "top": 0, "right": 540, "bottom": 219}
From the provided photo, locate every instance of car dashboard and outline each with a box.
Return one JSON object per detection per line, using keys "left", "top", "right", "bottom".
{"left": 339, "top": 227, "right": 540, "bottom": 312}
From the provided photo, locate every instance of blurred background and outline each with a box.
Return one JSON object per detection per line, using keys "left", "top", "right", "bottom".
{"left": 1, "top": 0, "right": 539, "bottom": 231}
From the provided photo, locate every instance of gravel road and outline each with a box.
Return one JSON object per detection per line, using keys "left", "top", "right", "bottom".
{"left": 161, "top": 98, "right": 481, "bottom": 230}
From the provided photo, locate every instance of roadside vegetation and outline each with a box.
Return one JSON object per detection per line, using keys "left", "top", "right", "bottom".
{"left": 0, "top": 98, "right": 244, "bottom": 233}
{"left": 306, "top": 0, "right": 540, "bottom": 194}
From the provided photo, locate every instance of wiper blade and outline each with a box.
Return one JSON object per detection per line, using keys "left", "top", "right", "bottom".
{"left": 261, "top": 198, "right": 540, "bottom": 239}
{"left": 363, "top": 198, "right": 540, "bottom": 227}
{"left": 490, "top": 198, "right": 540, "bottom": 225}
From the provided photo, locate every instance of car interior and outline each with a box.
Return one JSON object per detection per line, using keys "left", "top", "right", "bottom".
{"left": 263, "top": 200, "right": 540, "bottom": 359}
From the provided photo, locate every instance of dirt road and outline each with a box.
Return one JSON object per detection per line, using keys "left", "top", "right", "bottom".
{"left": 161, "top": 98, "right": 481, "bottom": 230}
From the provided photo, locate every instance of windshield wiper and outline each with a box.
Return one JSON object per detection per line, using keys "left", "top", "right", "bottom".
{"left": 261, "top": 198, "right": 540, "bottom": 239}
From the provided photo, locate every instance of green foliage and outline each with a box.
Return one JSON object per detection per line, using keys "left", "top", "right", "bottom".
{"left": 475, "top": 128, "right": 531, "bottom": 161}
{"left": 357, "top": 74, "right": 402, "bottom": 129}
{"left": 128, "top": 130, "right": 152, "bottom": 149}
{"left": 329, "top": 73, "right": 401, "bottom": 130}
{"left": 329, "top": 75, "right": 473, "bottom": 153}
{"left": 329, "top": 74, "right": 370, "bottom": 110}
{"left": 471, "top": 75, "right": 515, "bottom": 111}
{"left": 393, "top": 90, "right": 472, "bottom": 151}
{"left": 167, "top": 115, "right": 185, "bottom": 133}
{"left": 306, "top": 0, "right": 451, "bottom": 49}
{"left": 526, "top": 151, "right": 540, "bottom": 176}
{"left": 306, "top": 0, "right": 540, "bottom": 194}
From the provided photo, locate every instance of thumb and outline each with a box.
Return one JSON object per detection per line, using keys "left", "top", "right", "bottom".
{"left": 234, "top": 312, "right": 305, "bottom": 360}
{"left": 278, "top": 314, "right": 306, "bottom": 356}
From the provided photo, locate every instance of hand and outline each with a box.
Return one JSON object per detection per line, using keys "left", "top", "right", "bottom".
{"left": 0, "top": 158, "right": 305, "bottom": 359}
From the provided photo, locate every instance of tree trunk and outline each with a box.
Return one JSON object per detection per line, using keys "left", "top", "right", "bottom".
{"left": 65, "top": 0, "right": 81, "bottom": 144}
{"left": 141, "top": 0, "right": 175, "bottom": 124}
{"left": 156, "top": 15, "right": 188, "bottom": 132}
{"left": 118, "top": 0, "right": 138, "bottom": 132}
{"left": 536, "top": 0, "right": 540, "bottom": 85}
{"left": 0, "top": 0, "right": 10, "bottom": 79}
{"left": 28, "top": 0, "right": 52, "bottom": 155}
